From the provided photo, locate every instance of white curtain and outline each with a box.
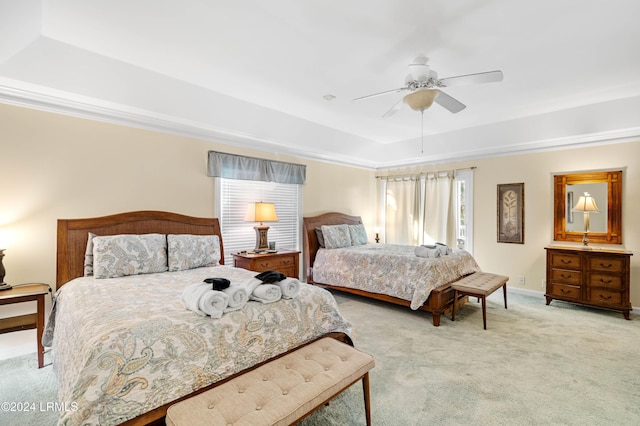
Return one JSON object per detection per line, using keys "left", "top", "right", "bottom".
{"left": 384, "top": 177, "right": 420, "bottom": 245}
{"left": 422, "top": 172, "right": 456, "bottom": 247}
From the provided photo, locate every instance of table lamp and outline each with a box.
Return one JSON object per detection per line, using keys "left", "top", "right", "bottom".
{"left": 572, "top": 192, "right": 599, "bottom": 248}
{"left": 245, "top": 202, "right": 278, "bottom": 252}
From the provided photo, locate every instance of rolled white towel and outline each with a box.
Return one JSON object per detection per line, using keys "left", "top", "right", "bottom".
{"left": 415, "top": 245, "right": 441, "bottom": 258}
{"left": 181, "top": 283, "right": 213, "bottom": 316}
{"left": 250, "top": 284, "right": 282, "bottom": 304}
{"left": 222, "top": 286, "right": 249, "bottom": 312}
{"left": 199, "top": 290, "right": 229, "bottom": 319}
{"left": 277, "top": 278, "right": 301, "bottom": 299}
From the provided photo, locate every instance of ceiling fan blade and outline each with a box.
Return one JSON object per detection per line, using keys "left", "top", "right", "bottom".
{"left": 434, "top": 90, "right": 466, "bottom": 113}
{"left": 439, "top": 70, "right": 503, "bottom": 87}
{"left": 353, "top": 87, "right": 406, "bottom": 101}
{"left": 382, "top": 98, "right": 404, "bottom": 118}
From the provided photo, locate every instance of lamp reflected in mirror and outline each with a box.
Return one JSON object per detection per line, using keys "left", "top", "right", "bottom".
{"left": 571, "top": 192, "right": 599, "bottom": 248}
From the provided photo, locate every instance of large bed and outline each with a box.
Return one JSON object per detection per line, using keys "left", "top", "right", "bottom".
{"left": 46, "top": 211, "right": 352, "bottom": 426}
{"left": 303, "top": 212, "right": 480, "bottom": 327}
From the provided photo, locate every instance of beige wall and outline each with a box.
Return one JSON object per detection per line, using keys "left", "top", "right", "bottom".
{"left": 1, "top": 102, "right": 638, "bottom": 309}
{"left": 0, "top": 103, "right": 375, "bottom": 294}
{"left": 383, "top": 142, "right": 640, "bottom": 306}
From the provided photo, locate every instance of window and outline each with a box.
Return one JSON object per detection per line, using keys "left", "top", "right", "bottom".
{"left": 454, "top": 169, "right": 474, "bottom": 253}
{"left": 379, "top": 168, "right": 474, "bottom": 254}
{"left": 215, "top": 178, "right": 302, "bottom": 266}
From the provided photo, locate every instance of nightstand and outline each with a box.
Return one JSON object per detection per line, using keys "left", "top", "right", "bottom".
{"left": 0, "top": 283, "right": 50, "bottom": 368}
{"left": 233, "top": 250, "right": 300, "bottom": 279}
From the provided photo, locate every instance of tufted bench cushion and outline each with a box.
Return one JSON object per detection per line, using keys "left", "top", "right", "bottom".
{"left": 451, "top": 272, "right": 508, "bottom": 329}
{"left": 165, "top": 337, "right": 375, "bottom": 426}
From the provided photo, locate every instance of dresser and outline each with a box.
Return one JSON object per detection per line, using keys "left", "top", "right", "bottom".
{"left": 232, "top": 250, "right": 300, "bottom": 279}
{"left": 545, "top": 246, "right": 632, "bottom": 319}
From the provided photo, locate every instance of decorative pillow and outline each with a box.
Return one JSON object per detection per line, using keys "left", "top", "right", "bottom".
{"left": 83, "top": 232, "right": 97, "bottom": 276}
{"left": 167, "top": 234, "right": 221, "bottom": 271}
{"left": 93, "top": 233, "right": 168, "bottom": 279}
{"left": 321, "top": 224, "right": 352, "bottom": 249}
{"left": 315, "top": 228, "right": 325, "bottom": 248}
{"left": 348, "top": 224, "right": 368, "bottom": 246}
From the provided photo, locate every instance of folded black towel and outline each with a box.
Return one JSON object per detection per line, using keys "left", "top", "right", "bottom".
{"left": 255, "top": 270, "right": 286, "bottom": 284}
{"left": 203, "top": 277, "right": 231, "bottom": 291}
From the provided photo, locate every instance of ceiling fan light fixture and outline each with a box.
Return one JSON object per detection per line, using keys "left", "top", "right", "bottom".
{"left": 409, "top": 63, "right": 430, "bottom": 82}
{"left": 403, "top": 89, "right": 439, "bottom": 112}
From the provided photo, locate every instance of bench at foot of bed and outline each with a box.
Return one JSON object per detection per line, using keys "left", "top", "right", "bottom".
{"left": 166, "top": 337, "right": 375, "bottom": 426}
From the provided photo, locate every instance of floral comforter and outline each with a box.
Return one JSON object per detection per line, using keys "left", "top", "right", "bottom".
{"left": 313, "top": 244, "right": 480, "bottom": 310}
{"left": 44, "top": 265, "right": 352, "bottom": 425}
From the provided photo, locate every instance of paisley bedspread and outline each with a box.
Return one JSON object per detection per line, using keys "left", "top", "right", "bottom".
{"left": 44, "top": 265, "right": 352, "bottom": 425}
{"left": 313, "top": 244, "right": 480, "bottom": 310}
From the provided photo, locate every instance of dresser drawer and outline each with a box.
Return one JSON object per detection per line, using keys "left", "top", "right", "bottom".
{"left": 589, "top": 273, "right": 622, "bottom": 290}
{"left": 550, "top": 253, "right": 581, "bottom": 270}
{"left": 548, "top": 283, "right": 580, "bottom": 300}
{"left": 589, "top": 257, "right": 624, "bottom": 273}
{"left": 586, "top": 288, "right": 622, "bottom": 307}
{"left": 550, "top": 269, "right": 581, "bottom": 285}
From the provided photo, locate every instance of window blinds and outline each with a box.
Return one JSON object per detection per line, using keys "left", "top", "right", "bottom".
{"left": 218, "top": 178, "right": 302, "bottom": 266}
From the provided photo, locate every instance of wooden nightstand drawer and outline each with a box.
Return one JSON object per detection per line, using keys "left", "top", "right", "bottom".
{"left": 254, "top": 256, "right": 296, "bottom": 270}
{"left": 233, "top": 250, "right": 300, "bottom": 279}
{"left": 550, "top": 253, "right": 581, "bottom": 270}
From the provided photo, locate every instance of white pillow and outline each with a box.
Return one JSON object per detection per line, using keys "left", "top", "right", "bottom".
{"left": 167, "top": 234, "right": 221, "bottom": 271}
{"left": 93, "top": 234, "right": 168, "bottom": 279}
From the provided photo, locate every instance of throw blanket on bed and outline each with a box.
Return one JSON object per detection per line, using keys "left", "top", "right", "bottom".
{"left": 44, "top": 265, "right": 352, "bottom": 426}
{"left": 313, "top": 243, "right": 480, "bottom": 310}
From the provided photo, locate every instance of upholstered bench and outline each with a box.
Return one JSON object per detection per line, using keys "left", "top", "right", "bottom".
{"left": 451, "top": 272, "right": 508, "bottom": 329}
{"left": 165, "top": 337, "right": 375, "bottom": 426}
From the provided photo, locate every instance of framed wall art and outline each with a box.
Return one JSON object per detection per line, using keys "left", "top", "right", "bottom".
{"left": 497, "top": 183, "right": 524, "bottom": 244}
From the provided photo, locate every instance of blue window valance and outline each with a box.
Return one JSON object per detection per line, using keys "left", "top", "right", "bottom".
{"left": 207, "top": 151, "right": 306, "bottom": 184}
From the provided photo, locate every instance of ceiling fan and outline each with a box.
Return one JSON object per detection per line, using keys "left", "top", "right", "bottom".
{"left": 354, "top": 55, "right": 503, "bottom": 117}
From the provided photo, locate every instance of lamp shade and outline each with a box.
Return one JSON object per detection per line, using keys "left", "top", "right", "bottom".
{"left": 403, "top": 89, "right": 439, "bottom": 112}
{"left": 245, "top": 202, "right": 279, "bottom": 224}
{"left": 572, "top": 192, "right": 599, "bottom": 213}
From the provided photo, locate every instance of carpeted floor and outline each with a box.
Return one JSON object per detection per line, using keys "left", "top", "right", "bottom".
{"left": 2, "top": 291, "right": 639, "bottom": 425}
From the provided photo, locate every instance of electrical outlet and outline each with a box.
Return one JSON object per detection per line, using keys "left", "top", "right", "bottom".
{"left": 518, "top": 275, "right": 525, "bottom": 285}
{"left": 541, "top": 279, "right": 546, "bottom": 289}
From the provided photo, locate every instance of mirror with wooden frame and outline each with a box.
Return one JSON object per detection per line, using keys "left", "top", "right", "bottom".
{"left": 553, "top": 170, "right": 622, "bottom": 244}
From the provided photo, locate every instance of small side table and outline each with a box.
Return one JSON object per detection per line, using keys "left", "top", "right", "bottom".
{"left": 233, "top": 250, "right": 300, "bottom": 279}
{"left": 0, "top": 283, "right": 50, "bottom": 368}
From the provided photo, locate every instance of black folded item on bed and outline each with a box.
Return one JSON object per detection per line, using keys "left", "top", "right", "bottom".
{"left": 255, "top": 270, "right": 287, "bottom": 283}
{"left": 204, "top": 277, "right": 231, "bottom": 291}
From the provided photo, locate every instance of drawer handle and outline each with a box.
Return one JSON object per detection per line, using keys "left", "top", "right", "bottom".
{"left": 560, "top": 289, "right": 572, "bottom": 294}
{"left": 259, "top": 262, "right": 270, "bottom": 268}
{"left": 599, "top": 294, "right": 613, "bottom": 300}
{"left": 599, "top": 278, "right": 613, "bottom": 284}
{"left": 281, "top": 260, "right": 291, "bottom": 265}
{"left": 560, "top": 259, "right": 572, "bottom": 264}
{"left": 560, "top": 273, "right": 572, "bottom": 279}
{"left": 599, "top": 263, "right": 613, "bottom": 269}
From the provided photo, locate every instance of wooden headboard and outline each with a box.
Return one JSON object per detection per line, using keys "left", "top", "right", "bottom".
{"left": 56, "top": 211, "right": 224, "bottom": 288}
{"left": 302, "top": 212, "right": 363, "bottom": 283}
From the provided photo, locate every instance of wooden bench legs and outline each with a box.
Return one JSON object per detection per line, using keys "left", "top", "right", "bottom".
{"left": 451, "top": 272, "right": 509, "bottom": 330}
